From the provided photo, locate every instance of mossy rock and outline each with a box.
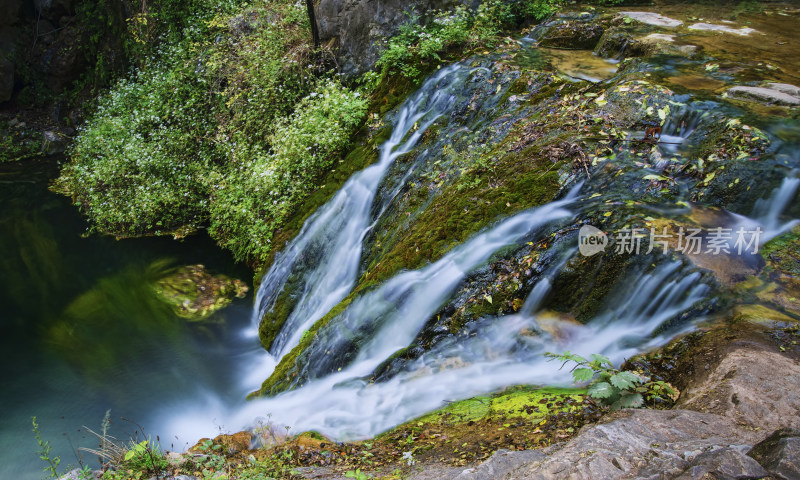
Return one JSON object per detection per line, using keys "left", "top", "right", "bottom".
{"left": 153, "top": 264, "right": 248, "bottom": 321}
{"left": 402, "top": 386, "right": 586, "bottom": 428}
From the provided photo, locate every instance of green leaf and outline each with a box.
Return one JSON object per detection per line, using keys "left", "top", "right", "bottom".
{"left": 612, "top": 392, "right": 644, "bottom": 410}
{"left": 643, "top": 174, "right": 668, "bottom": 181}
{"left": 590, "top": 354, "right": 612, "bottom": 366}
{"left": 609, "top": 371, "right": 642, "bottom": 390}
{"left": 572, "top": 367, "right": 595, "bottom": 383}
{"left": 588, "top": 381, "right": 615, "bottom": 399}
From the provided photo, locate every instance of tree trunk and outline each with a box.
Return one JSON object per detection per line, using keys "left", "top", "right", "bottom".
{"left": 306, "top": 0, "right": 320, "bottom": 50}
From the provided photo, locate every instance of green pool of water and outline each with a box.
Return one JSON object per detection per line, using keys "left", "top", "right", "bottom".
{"left": 0, "top": 158, "right": 254, "bottom": 480}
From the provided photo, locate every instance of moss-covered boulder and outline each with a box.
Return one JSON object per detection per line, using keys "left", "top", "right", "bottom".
{"left": 153, "top": 264, "right": 248, "bottom": 321}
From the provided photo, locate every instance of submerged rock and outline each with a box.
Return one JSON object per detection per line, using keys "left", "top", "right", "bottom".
{"left": 42, "top": 130, "right": 68, "bottom": 155}
{"left": 153, "top": 264, "right": 248, "bottom": 321}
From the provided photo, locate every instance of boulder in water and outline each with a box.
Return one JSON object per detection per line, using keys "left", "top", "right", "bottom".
{"left": 620, "top": 11, "right": 682, "bottom": 28}
{"left": 688, "top": 22, "right": 758, "bottom": 36}
{"left": 535, "top": 13, "right": 608, "bottom": 50}
{"left": 153, "top": 264, "right": 248, "bottom": 321}
{"left": 726, "top": 83, "right": 800, "bottom": 106}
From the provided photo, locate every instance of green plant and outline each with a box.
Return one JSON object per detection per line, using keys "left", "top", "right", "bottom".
{"left": 77, "top": 465, "right": 94, "bottom": 480}
{"left": 345, "top": 468, "right": 373, "bottom": 479}
{"left": 32, "top": 416, "right": 62, "bottom": 479}
{"left": 546, "top": 351, "right": 676, "bottom": 410}
{"left": 376, "top": 0, "right": 565, "bottom": 80}
{"left": 209, "top": 79, "right": 368, "bottom": 263}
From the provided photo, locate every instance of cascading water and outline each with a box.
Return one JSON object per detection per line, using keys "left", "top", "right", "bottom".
{"left": 159, "top": 55, "right": 726, "bottom": 444}
{"left": 750, "top": 176, "right": 800, "bottom": 241}
{"left": 288, "top": 193, "right": 578, "bottom": 387}
{"left": 163, "top": 256, "right": 709, "bottom": 441}
{"left": 251, "top": 64, "right": 469, "bottom": 362}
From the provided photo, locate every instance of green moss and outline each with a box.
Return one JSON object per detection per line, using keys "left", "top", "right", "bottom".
{"left": 250, "top": 287, "right": 366, "bottom": 398}
{"left": 762, "top": 225, "right": 800, "bottom": 277}
{"left": 363, "top": 149, "right": 564, "bottom": 287}
{"left": 383, "top": 386, "right": 585, "bottom": 433}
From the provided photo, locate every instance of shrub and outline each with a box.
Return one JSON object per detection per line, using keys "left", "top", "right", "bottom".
{"left": 547, "top": 351, "right": 677, "bottom": 410}
{"left": 376, "top": 0, "right": 566, "bottom": 80}
{"left": 54, "top": 45, "right": 223, "bottom": 236}
{"left": 209, "top": 80, "right": 368, "bottom": 263}
{"left": 56, "top": 0, "right": 366, "bottom": 264}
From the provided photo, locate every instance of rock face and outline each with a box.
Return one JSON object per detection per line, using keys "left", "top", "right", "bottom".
{"left": 316, "top": 0, "right": 472, "bottom": 76}
{"left": 748, "top": 429, "right": 800, "bottom": 480}
{"left": 678, "top": 345, "right": 800, "bottom": 432}
{"left": 503, "top": 409, "right": 764, "bottom": 479}
{"left": 535, "top": 13, "right": 608, "bottom": 50}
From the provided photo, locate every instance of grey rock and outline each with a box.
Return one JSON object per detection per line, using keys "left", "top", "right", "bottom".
{"left": 453, "top": 449, "right": 547, "bottom": 480}
{"left": 595, "top": 28, "right": 695, "bottom": 60}
{"left": 748, "top": 429, "right": 800, "bottom": 480}
{"left": 172, "top": 476, "right": 198, "bottom": 480}
{"left": 504, "top": 409, "right": 761, "bottom": 479}
{"left": 678, "top": 346, "right": 800, "bottom": 431}
{"left": 316, "top": 0, "right": 473, "bottom": 77}
{"left": 688, "top": 23, "right": 757, "bottom": 36}
{"left": 620, "top": 12, "right": 682, "bottom": 28}
{"left": 765, "top": 83, "right": 800, "bottom": 97}
{"left": 42, "top": 130, "right": 68, "bottom": 155}
{"left": 726, "top": 85, "right": 800, "bottom": 106}
{"left": 675, "top": 447, "right": 769, "bottom": 479}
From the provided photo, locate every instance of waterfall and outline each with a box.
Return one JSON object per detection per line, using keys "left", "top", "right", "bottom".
{"left": 751, "top": 176, "right": 800, "bottom": 241}
{"left": 250, "top": 64, "right": 474, "bottom": 360}
{"left": 161, "top": 259, "right": 708, "bottom": 442}
{"left": 288, "top": 192, "right": 578, "bottom": 386}
{"left": 156, "top": 58, "right": 722, "bottom": 445}
{"left": 728, "top": 175, "right": 800, "bottom": 244}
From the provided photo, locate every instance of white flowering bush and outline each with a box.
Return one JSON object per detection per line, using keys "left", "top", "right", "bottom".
{"left": 55, "top": 48, "right": 223, "bottom": 235}
{"left": 210, "top": 81, "right": 368, "bottom": 262}
{"left": 56, "top": 0, "right": 368, "bottom": 263}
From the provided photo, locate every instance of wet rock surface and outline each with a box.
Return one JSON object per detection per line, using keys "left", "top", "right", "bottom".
{"left": 535, "top": 13, "right": 609, "bottom": 50}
